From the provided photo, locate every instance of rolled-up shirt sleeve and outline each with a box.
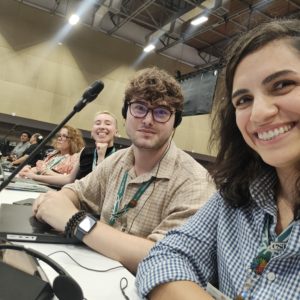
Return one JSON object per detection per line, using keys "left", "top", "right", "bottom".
{"left": 136, "top": 193, "right": 220, "bottom": 298}
{"left": 63, "top": 158, "right": 111, "bottom": 214}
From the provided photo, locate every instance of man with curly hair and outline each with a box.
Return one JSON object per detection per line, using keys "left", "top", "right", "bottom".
{"left": 33, "top": 67, "right": 215, "bottom": 273}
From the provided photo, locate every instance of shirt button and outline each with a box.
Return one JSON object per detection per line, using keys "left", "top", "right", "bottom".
{"left": 267, "top": 272, "right": 276, "bottom": 282}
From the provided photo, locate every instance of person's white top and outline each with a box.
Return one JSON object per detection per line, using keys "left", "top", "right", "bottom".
{"left": 0, "top": 189, "right": 141, "bottom": 300}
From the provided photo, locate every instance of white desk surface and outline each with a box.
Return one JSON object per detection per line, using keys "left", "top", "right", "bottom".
{"left": 0, "top": 188, "right": 141, "bottom": 300}
{"left": 0, "top": 188, "right": 41, "bottom": 203}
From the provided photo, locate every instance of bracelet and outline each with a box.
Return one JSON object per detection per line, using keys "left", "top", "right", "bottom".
{"left": 64, "top": 210, "right": 86, "bottom": 238}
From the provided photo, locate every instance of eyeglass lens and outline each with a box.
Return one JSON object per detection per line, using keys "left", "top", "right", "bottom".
{"left": 130, "top": 102, "right": 172, "bottom": 123}
{"left": 56, "top": 134, "right": 69, "bottom": 139}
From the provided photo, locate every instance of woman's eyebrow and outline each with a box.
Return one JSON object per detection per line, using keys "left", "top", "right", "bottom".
{"left": 232, "top": 88, "right": 249, "bottom": 100}
{"left": 231, "top": 70, "right": 297, "bottom": 99}
{"left": 262, "top": 69, "right": 296, "bottom": 85}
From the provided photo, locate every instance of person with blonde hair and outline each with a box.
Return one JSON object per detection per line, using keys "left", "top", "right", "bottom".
{"left": 20, "top": 125, "right": 84, "bottom": 178}
{"left": 75, "top": 111, "right": 118, "bottom": 180}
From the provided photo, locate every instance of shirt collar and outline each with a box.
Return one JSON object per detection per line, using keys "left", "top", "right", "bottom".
{"left": 152, "top": 141, "right": 177, "bottom": 179}
{"left": 120, "top": 141, "right": 178, "bottom": 182}
{"left": 249, "top": 167, "right": 278, "bottom": 216}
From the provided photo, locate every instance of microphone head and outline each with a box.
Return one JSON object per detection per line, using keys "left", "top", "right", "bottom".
{"left": 82, "top": 80, "right": 104, "bottom": 102}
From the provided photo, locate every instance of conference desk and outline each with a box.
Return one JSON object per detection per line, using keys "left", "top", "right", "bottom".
{"left": 0, "top": 188, "right": 141, "bottom": 300}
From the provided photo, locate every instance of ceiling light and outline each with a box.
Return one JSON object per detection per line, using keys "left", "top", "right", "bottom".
{"left": 191, "top": 16, "right": 208, "bottom": 26}
{"left": 69, "top": 14, "right": 80, "bottom": 25}
{"left": 143, "top": 44, "right": 155, "bottom": 53}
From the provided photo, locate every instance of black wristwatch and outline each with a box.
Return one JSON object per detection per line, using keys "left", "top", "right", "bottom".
{"left": 74, "top": 214, "right": 98, "bottom": 241}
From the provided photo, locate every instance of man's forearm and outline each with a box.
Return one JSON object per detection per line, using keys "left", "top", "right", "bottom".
{"left": 60, "top": 188, "right": 81, "bottom": 209}
{"left": 83, "top": 222, "right": 155, "bottom": 273}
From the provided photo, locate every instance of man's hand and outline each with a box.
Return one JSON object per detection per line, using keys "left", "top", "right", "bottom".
{"left": 32, "top": 190, "right": 79, "bottom": 232}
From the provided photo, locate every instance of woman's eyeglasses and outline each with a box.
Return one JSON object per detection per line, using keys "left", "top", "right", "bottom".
{"left": 55, "top": 134, "right": 70, "bottom": 140}
{"left": 128, "top": 101, "right": 174, "bottom": 123}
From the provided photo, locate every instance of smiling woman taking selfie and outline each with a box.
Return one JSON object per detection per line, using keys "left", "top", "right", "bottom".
{"left": 19, "top": 125, "right": 84, "bottom": 179}
{"left": 136, "top": 18, "right": 300, "bottom": 300}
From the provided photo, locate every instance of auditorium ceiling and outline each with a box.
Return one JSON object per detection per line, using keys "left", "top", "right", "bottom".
{"left": 16, "top": 0, "right": 300, "bottom": 71}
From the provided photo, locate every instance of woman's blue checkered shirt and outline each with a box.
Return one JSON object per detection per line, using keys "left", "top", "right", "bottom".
{"left": 136, "top": 169, "right": 300, "bottom": 300}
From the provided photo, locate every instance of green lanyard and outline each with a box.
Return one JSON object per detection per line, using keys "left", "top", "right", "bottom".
{"left": 46, "top": 155, "right": 66, "bottom": 171}
{"left": 109, "top": 171, "right": 155, "bottom": 225}
{"left": 92, "top": 146, "right": 116, "bottom": 170}
{"left": 250, "top": 215, "right": 294, "bottom": 275}
{"left": 236, "top": 216, "right": 294, "bottom": 300}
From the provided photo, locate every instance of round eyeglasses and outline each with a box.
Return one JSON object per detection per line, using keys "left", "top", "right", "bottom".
{"left": 128, "top": 101, "right": 174, "bottom": 123}
{"left": 55, "top": 133, "right": 70, "bottom": 140}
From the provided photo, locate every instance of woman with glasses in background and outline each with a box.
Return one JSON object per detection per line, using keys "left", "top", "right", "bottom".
{"left": 19, "top": 125, "right": 84, "bottom": 178}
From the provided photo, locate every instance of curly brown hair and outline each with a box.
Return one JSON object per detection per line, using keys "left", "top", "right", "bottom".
{"left": 209, "top": 18, "right": 300, "bottom": 209}
{"left": 53, "top": 125, "right": 85, "bottom": 155}
{"left": 124, "top": 67, "right": 184, "bottom": 111}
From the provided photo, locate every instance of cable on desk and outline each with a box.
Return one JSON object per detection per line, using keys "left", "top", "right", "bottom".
{"left": 120, "top": 277, "right": 130, "bottom": 300}
{"left": 48, "top": 250, "right": 125, "bottom": 272}
{"left": 49, "top": 251, "right": 131, "bottom": 299}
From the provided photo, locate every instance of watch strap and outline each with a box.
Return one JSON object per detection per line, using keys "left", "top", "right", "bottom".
{"left": 64, "top": 210, "right": 86, "bottom": 238}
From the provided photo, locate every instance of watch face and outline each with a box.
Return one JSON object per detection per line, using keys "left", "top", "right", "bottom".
{"left": 79, "top": 216, "right": 97, "bottom": 232}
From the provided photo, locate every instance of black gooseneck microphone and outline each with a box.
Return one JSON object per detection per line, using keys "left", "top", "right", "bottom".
{"left": 0, "top": 80, "right": 104, "bottom": 192}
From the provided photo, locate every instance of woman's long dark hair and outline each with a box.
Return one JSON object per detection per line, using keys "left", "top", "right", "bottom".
{"left": 209, "top": 18, "right": 300, "bottom": 208}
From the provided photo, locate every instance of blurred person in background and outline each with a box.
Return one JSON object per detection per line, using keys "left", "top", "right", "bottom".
{"left": 12, "top": 133, "right": 44, "bottom": 167}
{"left": 8, "top": 131, "right": 31, "bottom": 160}
{"left": 19, "top": 125, "right": 84, "bottom": 178}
